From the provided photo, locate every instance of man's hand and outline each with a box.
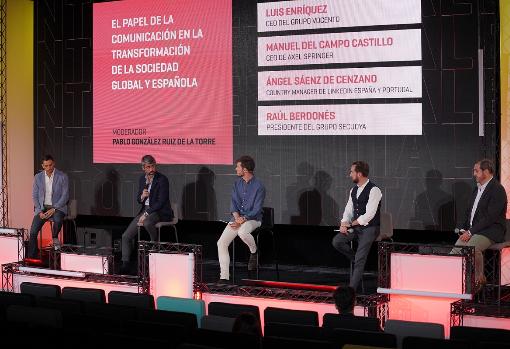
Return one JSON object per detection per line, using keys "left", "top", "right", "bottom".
{"left": 351, "top": 220, "right": 359, "bottom": 226}
{"left": 339, "top": 221, "right": 350, "bottom": 235}
{"left": 45, "top": 208, "right": 56, "bottom": 219}
{"left": 39, "top": 212, "right": 46, "bottom": 219}
{"left": 235, "top": 216, "right": 246, "bottom": 225}
{"left": 229, "top": 221, "right": 241, "bottom": 229}
{"left": 460, "top": 231, "right": 471, "bottom": 242}
{"left": 138, "top": 214, "right": 147, "bottom": 225}
{"left": 141, "top": 189, "right": 149, "bottom": 200}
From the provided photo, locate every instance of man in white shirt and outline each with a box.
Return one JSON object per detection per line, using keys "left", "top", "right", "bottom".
{"left": 332, "top": 161, "right": 382, "bottom": 291}
{"left": 27, "top": 155, "right": 69, "bottom": 259}
{"left": 452, "top": 159, "right": 507, "bottom": 292}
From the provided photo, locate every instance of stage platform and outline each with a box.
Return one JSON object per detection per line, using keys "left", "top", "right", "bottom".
{"left": 1, "top": 239, "right": 510, "bottom": 337}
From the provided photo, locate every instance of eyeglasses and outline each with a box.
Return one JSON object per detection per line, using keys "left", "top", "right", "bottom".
{"left": 141, "top": 164, "right": 156, "bottom": 170}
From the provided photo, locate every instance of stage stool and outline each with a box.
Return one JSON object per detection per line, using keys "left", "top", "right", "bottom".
{"left": 200, "top": 315, "right": 236, "bottom": 332}
{"left": 450, "top": 325, "right": 510, "bottom": 345}
{"left": 264, "top": 306, "right": 318, "bottom": 326}
{"left": 263, "top": 336, "right": 334, "bottom": 349}
{"left": 6, "top": 304, "right": 62, "bottom": 328}
{"left": 37, "top": 219, "right": 61, "bottom": 260}
{"left": 155, "top": 202, "right": 180, "bottom": 243}
{"left": 231, "top": 206, "right": 279, "bottom": 283}
{"left": 322, "top": 313, "right": 381, "bottom": 332}
{"left": 384, "top": 319, "right": 444, "bottom": 348}
{"left": 328, "top": 328, "right": 397, "bottom": 348}
{"left": 63, "top": 199, "right": 78, "bottom": 245}
{"left": 156, "top": 296, "right": 205, "bottom": 323}
{"left": 264, "top": 322, "right": 324, "bottom": 341}
{"left": 207, "top": 301, "right": 260, "bottom": 322}
{"left": 20, "top": 281, "right": 61, "bottom": 298}
{"left": 109, "top": 290, "right": 154, "bottom": 309}
{"left": 61, "top": 286, "right": 106, "bottom": 303}
{"left": 188, "top": 328, "right": 260, "bottom": 349}
{"left": 136, "top": 308, "right": 198, "bottom": 331}
{"left": 402, "top": 336, "right": 469, "bottom": 349}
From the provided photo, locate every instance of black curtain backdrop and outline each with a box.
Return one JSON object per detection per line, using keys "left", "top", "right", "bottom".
{"left": 34, "top": 0, "right": 500, "bottom": 231}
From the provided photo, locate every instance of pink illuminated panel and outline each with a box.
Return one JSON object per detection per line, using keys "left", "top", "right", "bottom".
{"left": 390, "top": 253, "right": 464, "bottom": 294}
{"left": 0, "top": 235, "right": 20, "bottom": 265}
{"left": 93, "top": 0, "right": 232, "bottom": 164}
{"left": 388, "top": 294, "right": 453, "bottom": 338}
{"left": 149, "top": 252, "right": 194, "bottom": 300}
{"left": 60, "top": 253, "right": 108, "bottom": 274}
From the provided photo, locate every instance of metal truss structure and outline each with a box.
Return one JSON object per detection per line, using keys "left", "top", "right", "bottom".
{"left": 0, "top": 0, "right": 6, "bottom": 227}
{"left": 450, "top": 299, "right": 510, "bottom": 328}
{"left": 1, "top": 260, "right": 138, "bottom": 292}
{"left": 378, "top": 241, "right": 475, "bottom": 295}
{"left": 1, "top": 261, "right": 17, "bottom": 291}
{"left": 482, "top": 248, "right": 510, "bottom": 304}
{"left": 137, "top": 241, "right": 203, "bottom": 294}
{"left": 203, "top": 283, "right": 389, "bottom": 325}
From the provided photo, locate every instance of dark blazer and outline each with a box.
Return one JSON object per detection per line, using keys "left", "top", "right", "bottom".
{"left": 137, "top": 171, "right": 173, "bottom": 221}
{"left": 461, "top": 178, "right": 507, "bottom": 243}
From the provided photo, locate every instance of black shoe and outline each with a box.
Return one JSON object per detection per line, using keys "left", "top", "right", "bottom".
{"left": 218, "top": 278, "right": 230, "bottom": 284}
{"left": 248, "top": 252, "right": 258, "bottom": 271}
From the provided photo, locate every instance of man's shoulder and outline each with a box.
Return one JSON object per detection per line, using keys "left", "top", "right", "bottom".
{"left": 155, "top": 171, "right": 169, "bottom": 182}
{"left": 54, "top": 169, "right": 68, "bottom": 178}
{"left": 252, "top": 176, "right": 265, "bottom": 188}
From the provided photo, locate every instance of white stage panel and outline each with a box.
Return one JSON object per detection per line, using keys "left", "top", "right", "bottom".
{"left": 149, "top": 252, "right": 194, "bottom": 300}
{"left": 60, "top": 253, "right": 109, "bottom": 274}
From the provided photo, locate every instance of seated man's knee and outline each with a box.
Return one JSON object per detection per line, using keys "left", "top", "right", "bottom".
{"left": 143, "top": 220, "right": 153, "bottom": 230}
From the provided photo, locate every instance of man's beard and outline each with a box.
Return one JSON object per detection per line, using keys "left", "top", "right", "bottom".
{"left": 352, "top": 178, "right": 359, "bottom": 184}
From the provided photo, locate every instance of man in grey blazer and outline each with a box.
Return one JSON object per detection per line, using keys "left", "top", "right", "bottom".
{"left": 27, "top": 155, "right": 69, "bottom": 259}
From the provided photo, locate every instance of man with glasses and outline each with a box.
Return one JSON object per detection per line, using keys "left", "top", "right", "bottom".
{"left": 121, "top": 155, "right": 173, "bottom": 274}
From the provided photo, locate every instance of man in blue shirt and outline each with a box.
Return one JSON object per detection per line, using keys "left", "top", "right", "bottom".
{"left": 217, "top": 155, "right": 266, "bottom": 282}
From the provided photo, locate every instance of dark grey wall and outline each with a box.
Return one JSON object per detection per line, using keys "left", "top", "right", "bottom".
{"left": 35, "top": 0, "right": 500, "bottom": 230}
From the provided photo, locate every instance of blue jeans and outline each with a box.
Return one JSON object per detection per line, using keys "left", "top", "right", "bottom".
{"left": 27, "top": 209, "right": 65, "bottom": 258}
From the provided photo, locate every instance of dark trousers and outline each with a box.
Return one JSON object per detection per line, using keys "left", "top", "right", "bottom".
{"left": 121, "top": 212, "right": 160, "bottom": 262}
{"left": 332, "top": 226, "right": 378, "bottom": 290}
{"left": 27, "top": 209, "right": 65, "bottom": 258}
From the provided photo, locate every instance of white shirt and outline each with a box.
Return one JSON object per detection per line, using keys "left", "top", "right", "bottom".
{"left": 469, "top": 177, "right": 492, "bottom": 227}
{"left": 44, "top": 171, "right": 54, "bottom": 206}
{"left": 341, "top": 179, "right": 383, "bottom": 226}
